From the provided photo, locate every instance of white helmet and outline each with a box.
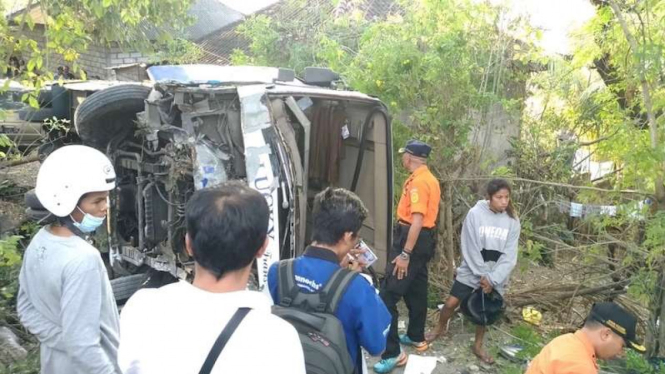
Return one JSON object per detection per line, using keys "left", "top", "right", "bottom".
{"left": 36, "top": 145, "right": 116, "bottom": 217}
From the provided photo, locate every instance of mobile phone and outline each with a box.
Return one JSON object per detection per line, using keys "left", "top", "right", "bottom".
{"left": 356, "top": 239, "right": 378, "bottom": 268}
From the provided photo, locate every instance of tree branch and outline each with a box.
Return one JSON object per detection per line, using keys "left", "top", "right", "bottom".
{"left": 18, "top": 0, "right": 34, "bottom": 32}
{"left": 441, "top": 175, "right": 652, "bottom": 196}
{"left": 607, "top": 0, "right": 664, "bottom": 202}
{"left": 578, "top": 128, "right": 621, "bottom": 146}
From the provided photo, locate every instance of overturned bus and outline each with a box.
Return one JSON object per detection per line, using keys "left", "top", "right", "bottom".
{"left": 25, "top": 65, "right": 394, "bottom": 300}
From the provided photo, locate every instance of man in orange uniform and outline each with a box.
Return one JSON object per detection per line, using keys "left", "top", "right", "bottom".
{"left": 526, "top": 302, "right": 645, "bottom": 374}
{"left": 374, "top": 139, "right": 441, "bottom": 373}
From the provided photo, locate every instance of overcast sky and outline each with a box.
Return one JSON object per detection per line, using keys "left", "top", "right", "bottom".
{"left": 220, "top": 0, "right": 279, "bottom": 15}
{"left": 488, "top": 0, "right": 597, "bottom": 55}
{"left": 223, "top": 0, "right": 596, "bottom": 54}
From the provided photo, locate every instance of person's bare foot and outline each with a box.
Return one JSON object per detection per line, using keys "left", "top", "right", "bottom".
{"left": 471, "top": 345, "right": 495, "bottom": 364}
{"left": 425, "top": 328, "right": 446, "bottom": 343}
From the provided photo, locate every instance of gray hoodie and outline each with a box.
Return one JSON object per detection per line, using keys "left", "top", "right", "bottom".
{"left": 17, "top": 227, "right": 120, "bottom": 374}
{"left": 455, "top": 200, "right": 521, "bottom": 295}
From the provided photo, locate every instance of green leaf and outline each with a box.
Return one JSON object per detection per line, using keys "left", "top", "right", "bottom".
{"left": 28, "top": 96, "right": 38, "bottom": 108}
{"left": 26, "top": 14, "right": 35, "bottom": 30}
{"left": 94, "top": 3, "right": 105, "bottom": 18}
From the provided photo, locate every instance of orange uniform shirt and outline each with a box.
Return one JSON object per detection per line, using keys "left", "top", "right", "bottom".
{"left": 525, "top": 330, "right": 599, "bottom": 374}
{"left": 396, "top": 165, "right": 441, "bottom": 229}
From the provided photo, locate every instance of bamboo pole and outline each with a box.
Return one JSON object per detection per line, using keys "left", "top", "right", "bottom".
{"left": 440, "top": 176, "right": 651, "bottom": 196}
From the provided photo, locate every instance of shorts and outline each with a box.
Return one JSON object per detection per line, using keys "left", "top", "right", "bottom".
{"left": 450, "top": 280, "right": 474, "bottom": 301}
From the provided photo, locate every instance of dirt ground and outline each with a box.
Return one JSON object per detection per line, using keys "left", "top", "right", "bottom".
{"left": 364, "top": 302, "right": 524, "bottom": 374}
{"left": 0, "top": 160, "right": 39, "bottom": 233}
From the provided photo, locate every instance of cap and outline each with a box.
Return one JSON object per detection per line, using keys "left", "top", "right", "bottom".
{"left": 398, "top": 139, "right": 431, "bottom": 159}
{"left": 589, "top": 302, "right": 645, "bottom": 353}
{"left": 460, "top": 288, "right": 504, "bottom": 326}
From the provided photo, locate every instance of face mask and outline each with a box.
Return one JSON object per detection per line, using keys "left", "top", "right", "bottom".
{"left": 71, "top": 206, "right": 106, "bottom": 233}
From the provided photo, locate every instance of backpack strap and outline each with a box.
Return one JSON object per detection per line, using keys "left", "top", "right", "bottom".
{"left": 277, "top": 259, "right": 301, "bottom": 307}
{"left": 319, "top": 268, "right": 358, "bottom": 314}
{"left": 198, "top": 307, "right": 251, "bottom": 374}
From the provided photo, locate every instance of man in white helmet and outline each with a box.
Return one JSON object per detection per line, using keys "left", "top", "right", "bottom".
{"left": 17, "top": 145, "right": 121, "bottom": 374}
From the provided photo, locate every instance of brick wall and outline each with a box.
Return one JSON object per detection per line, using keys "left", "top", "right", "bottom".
{"left": 15, "top": 26, "right": 153, "bottom": 80}
{"left": 107, "top": 46, "right": 151, "bottom": 67}
{"left": 18, "top": 26, "right": 111, "bottom": 79}
{"left": 77, "top": 43, "right": 111, "bottom": 79}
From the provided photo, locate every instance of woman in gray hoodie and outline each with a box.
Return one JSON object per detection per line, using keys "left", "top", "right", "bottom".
{"left": 425, "top": 179, "right": 520, "bottom": 364}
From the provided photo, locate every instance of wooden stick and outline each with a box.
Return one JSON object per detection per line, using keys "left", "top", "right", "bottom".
{"left": 508, "top": 281, "right": 628, "bottom": 308}
{"left": 444, "top": 182, "right": 455, "bottom": 281}
{"left": 0, "top": 155, "right": 40, "bottom": 169}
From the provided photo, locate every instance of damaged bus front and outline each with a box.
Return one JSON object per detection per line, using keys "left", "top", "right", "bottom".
{"left": 63, "top": 65, "right": 393, "bottom": 297}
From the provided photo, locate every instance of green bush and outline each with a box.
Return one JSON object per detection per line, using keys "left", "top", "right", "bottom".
{"left": 0, "top": 235, "right": 40, "bottom": 372}
{"left": 622, "top": 351, "right": 665, "bottom": 374}
{"left": 510, "top": 323, "right": 547, "bottom": 360}
{"left": 0, "top": 235, "right": 22, "bottom": 318}
{"left": 0, "top": 349, "right": 39, "bottom": 374}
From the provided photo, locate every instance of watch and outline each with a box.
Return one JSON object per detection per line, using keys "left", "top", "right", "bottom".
{"left": 399, "top": 251, "right": 411, "bottom": 260}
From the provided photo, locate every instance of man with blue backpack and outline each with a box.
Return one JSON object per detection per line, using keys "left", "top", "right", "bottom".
{"left": 268, "top": 187, "right": 392, "bottom": 374}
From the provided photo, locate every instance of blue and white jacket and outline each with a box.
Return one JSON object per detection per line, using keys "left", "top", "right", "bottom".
{"left": 268, "top": 246, "right": 391, "bottom": 371}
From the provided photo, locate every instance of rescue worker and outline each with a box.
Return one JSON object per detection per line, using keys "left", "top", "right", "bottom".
{"left": 374, "top": 139, "right": 440, "bottom": 373}
{"left": 426, "top": 178, "right": 520, "bottom": 364}
{"left": 17, "top": 145, "right": 121, "bottom": 374}
{"left": 526, "top": 302, "right": 645, "bottom": 374}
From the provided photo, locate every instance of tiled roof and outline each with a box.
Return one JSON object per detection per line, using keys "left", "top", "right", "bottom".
{"left": 195, "top": 0, "right": 401, "bottom": 65}
{"left": 3, "top": 0, "right": 29, "bottom": 17}
{"left": 5, "top": 0, "right": 244, "bottom": 43}
{"left": 185, "top": 0, "right": 244, "bottom": 41}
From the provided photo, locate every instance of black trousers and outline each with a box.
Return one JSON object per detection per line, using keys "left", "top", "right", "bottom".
{"left": 380, "top": 224, "right": 435, "bottom": 359}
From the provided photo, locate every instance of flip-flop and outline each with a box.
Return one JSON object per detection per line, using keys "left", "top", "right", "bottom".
{"left": 471, "top": 345, "right": 495, "bottom": 365}
{"left": 399, "top": 334, "right": 430, "bottom": 352}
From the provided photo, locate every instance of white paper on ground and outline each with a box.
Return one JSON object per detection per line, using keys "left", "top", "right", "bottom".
{"left": 404, "top": 355, "right": 438, "bottom": 374}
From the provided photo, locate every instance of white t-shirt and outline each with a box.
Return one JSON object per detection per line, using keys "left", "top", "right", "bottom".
{"left": 118, "top": 281, "right": 305, "bottom": 374}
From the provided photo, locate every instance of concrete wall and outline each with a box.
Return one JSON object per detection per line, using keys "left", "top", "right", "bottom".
{"left": 112, "top": 65, "right": 150, "bottom": 82}
{"left": 468, "top": 103, "right": 521, "bottom": 171}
